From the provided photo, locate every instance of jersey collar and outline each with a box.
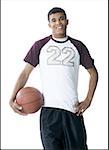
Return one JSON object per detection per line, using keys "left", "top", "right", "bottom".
{"left": 51, "top": 35, "right": 69, "bottom": 43}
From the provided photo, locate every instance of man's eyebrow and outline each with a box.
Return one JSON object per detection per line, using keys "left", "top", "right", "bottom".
{"left": 50, "top": 18, "right": 56, "bottom": 21}
{"left": 51, "top": 15, "right": 65, "bottom": 20}
{"left": 51, "top": 18, "right": 55, "bottom": 20}
{"left": 60, "top": 16, "right": 65, "bottom": 18}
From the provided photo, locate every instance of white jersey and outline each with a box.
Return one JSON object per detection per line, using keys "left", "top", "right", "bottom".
{"left": 24, "top": 35, "right": 94, "bottom": 113}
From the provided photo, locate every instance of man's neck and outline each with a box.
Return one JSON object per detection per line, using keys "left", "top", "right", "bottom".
{"left": 52, "top": 36, "right": 68, "bottom": 42}
{"left": 52, "top": 33, "right": 66, "bottom": 39}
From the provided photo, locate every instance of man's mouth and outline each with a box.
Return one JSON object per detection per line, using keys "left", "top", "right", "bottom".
{"left": 56, "top": 26, "right": 63, "bottom": 29}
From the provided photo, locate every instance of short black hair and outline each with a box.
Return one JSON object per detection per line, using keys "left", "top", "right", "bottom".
{"left": 48, "top": 7, "right": 67, "bottom": 21}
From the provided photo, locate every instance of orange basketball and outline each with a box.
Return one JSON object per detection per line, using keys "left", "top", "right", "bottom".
{"left": 16, "top": 87, "right": 44, "bottom": 114}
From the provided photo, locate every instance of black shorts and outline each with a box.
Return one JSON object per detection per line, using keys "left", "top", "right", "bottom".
{"left": 40, "top": 107, "right": 88, "bottom": 150}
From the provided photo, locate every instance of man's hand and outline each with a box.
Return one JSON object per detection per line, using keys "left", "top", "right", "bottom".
{"left": 75, "top": 67, "right": 98, "bottom": 116}
{"left": 9, "top": 100, "right": 27, "bottom": 116}
{"left": 76, "top": 99, "right": 91, "bottom": 116}
{"left": 9, "top": 63, "right": 34, "bottom": 116}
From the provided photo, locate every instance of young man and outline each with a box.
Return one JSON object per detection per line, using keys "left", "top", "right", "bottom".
{"left": 9, "top": 7, "right": 98, "bottom": 150}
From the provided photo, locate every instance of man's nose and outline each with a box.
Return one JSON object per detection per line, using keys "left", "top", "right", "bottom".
{"left": 56, "top": 19, "right": 61, "bottom": 25}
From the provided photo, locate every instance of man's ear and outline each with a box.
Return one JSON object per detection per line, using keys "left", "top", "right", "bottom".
{"left": 66, "top": 19, "right": 69, "bottom": 25}
{"left": 48, "top": 22, "right": 51, "bottom": 28}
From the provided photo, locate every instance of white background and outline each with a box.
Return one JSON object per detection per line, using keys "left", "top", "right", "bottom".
{"left": 1, "top": 0, "right": 108, "bottom": 149}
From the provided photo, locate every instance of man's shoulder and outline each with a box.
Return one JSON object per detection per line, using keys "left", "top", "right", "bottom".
{"left": 35, "top": 35, "right": 51, "bottom": 44}
{"left": 68, "top": 36, "right": 83, "bottom": 44}
{"left": 31, "top": 35, "right": 51, "bottom": 49}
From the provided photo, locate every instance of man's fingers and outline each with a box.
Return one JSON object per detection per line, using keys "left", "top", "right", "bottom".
{"left": 14, "top": 109, "right": 27, "bottom": 116}
{"left": 13, "top": 100, "right": 22, "bottom": 110}
{"left": 76, "top": 109, "right": 84, "bottom": 116}
{"left": 12, "top": 101, "right": 27, "bottom": 116}
{"left": 76, "top": 102, "right": 85, "bottom": 116}
{"left": 13, "top": 106, "right": 27, "bottom": 116}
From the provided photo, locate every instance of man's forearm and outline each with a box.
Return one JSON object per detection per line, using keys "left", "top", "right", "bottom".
{"left": 86, "top": 67, "right": 98, "bottom": 102}
{"left": 10, "top": 71, "right": 29, "bottom": 101}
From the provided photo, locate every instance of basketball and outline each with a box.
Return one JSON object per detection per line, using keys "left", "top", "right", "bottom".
{"left": 16, "top": 87, "right": 44, "bottom": 114}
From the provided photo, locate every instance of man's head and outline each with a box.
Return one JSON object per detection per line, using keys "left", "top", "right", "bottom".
{"left": 48, "top": 7, "right": 68, "bottom": 38}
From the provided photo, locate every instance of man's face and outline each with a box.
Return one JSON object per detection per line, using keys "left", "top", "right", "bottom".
{"left": 48, "top": 12, "right": 68, "bottom": 38}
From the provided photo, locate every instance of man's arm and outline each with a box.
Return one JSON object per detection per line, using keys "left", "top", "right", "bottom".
{"left": 9, "top": 63, "right": 34, "bottom": 115}
{"left": 77, "top": 66, "right": 98, "bottom": 116}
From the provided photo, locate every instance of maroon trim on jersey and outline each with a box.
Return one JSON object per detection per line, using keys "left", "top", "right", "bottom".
{"left": 24, "top": 36, "right": 51, "bottom": 67}
{"left": 24, "top": 35, "right": 94, "bottom": 69}
{"left": 51, "top": 37, "right": 69, "bottom": 43}
{"left": 68, "top": 36, "right": 94, "bottom": 69}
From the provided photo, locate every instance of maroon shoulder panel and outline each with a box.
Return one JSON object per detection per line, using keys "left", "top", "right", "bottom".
{"left": 69, "top": 37, "right": 94, "bottom": 69}
{"left": 24, "top": 35, "right": 51, "bottom": 67}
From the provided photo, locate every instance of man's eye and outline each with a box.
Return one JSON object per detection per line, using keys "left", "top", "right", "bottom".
{"left": 51, "top": 19, "right": 56, "bottom": 22}
{"left": 60, "top": 16, "right": 65, "bottom": 20}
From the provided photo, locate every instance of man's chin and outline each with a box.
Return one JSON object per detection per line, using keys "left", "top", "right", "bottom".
{"left": 54, "top": 32, "right": 66, "bottom": 38}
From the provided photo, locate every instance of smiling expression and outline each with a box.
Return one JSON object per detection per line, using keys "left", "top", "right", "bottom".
{"left": 48, "top": 12, "right": 68, "bottom": 38}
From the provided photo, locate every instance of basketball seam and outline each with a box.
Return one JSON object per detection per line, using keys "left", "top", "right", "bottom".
{"left": 19, "top": 98, "right": 43, "bottom": 105}
{"left": 16, "top": 91, "right": 39, "bottom": 99}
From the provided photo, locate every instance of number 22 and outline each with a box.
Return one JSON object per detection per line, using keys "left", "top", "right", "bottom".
{"left": 47, "top": 46, "right": 75, "bottom": 66}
